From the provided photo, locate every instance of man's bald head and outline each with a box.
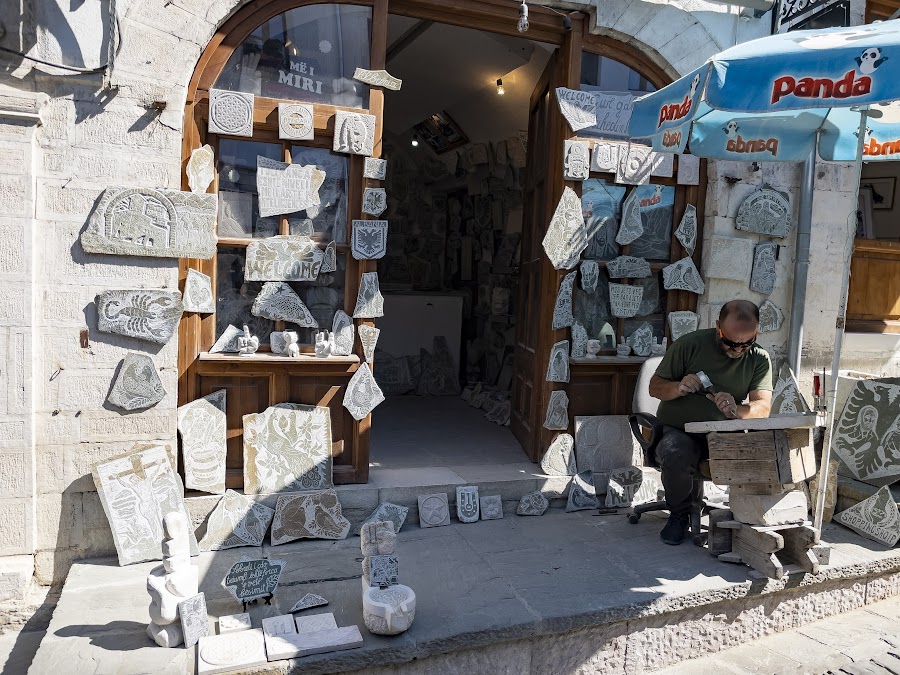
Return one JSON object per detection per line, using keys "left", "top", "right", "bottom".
{"left": 719, "top": 300, "right": 759, "bottom": 327}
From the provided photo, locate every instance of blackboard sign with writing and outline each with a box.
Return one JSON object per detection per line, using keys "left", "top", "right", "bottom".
{"left": 222, "top": 557, "right": 286, "bottom": 604}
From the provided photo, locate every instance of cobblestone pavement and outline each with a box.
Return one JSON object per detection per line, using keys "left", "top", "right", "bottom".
{"left": 654, "top": 595, "right": 900, "bottom": 675}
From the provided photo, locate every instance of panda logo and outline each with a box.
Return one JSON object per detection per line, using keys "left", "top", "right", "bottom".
{"left": 689, "top": 73, "right": 700, "bottom": 98}
{"left": 723, "top": 120, "right": 740, "bottom": 140}
{"left": 856, "top": 47, "right": 888, "bottom": 75}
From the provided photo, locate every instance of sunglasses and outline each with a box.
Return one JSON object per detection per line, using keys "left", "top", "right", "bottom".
{"left": 717, "top": 327, "right": 755, "bottom": 350}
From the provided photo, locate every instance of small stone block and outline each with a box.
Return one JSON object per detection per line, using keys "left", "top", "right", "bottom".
{"left": 360, "top": 520, "right": 397, "bottom": 556}
{"left": 363, "top": 555, "right": 399, "bottom": 587}
{"left": 261, "top": 614, "right": 297, "bottom": 638}
{"left": 480, "top": 495, "right": 504, "bottom": 520}
{"left": 517, "top": 491, "right": 549, "bottom": 516}
{"left": 264, "top": 625, "right": 364, "bottom": 660}
{"left": 417, "top": 493, "right": 451, "bottom": 528}
{"left": 198, "top": 629, "right": 267, "bottom": 675}
{"left": 218, "top": 613, "right": 251, "bottom": 634}
{"left": 178, "top": 592, "right": 209, "bottom": 648}
{"left": 811, "top": 543, "right": 831, "bottom": 565}
{"left": 456, "top": 485, "right": 480, "bottom": 523}
{"left": 294, "top": 612, "right": 338, "bottom": 634}
{"left": 290, "top": 593, "right": 328, "bottom": 613}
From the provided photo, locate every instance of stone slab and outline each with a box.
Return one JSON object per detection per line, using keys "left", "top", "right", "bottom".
{"left": 363, "top": 554, "right": 399, "bottom": 587}
{"left": 264, "top": 625, "right": 364, "bottom": 660}
{"left": 480, "top": 495, "right": 504, "bottom": 520}
{"left": 262, "top": 614, "right": 297, "bottom": 637}
{"left": 736, "top": 188, "right": 792, "bottom": 238}
{"left": 606, "top": 256, "right": 651, "bottom": 279}
{"left": 295, "top": 612, "right": 338, "bottom": 633}
{"left": 352, "top": 220, "right": 388, "bottom": 259}
{"left": 360, "top": 520, "right": 397, "bottom": 556}
{"left": 606, "top": 466, "right": 663, "bottom": 508}
{"left": 759, "top": 299, "right": 785, "bottom": 333}
{"left": 96, "top": 289, "right": 183, "bottom": 345}
{"left": 218, "top": 613, "right": 251, "bottom": 634}
{"left": 563, "top": 140, "right": 590, "bottom": 181}
{"left": 517, "top": 491, "right": 550, "bottom": 516}
{"left": 662, "top": 256, "right": 705, "bottom": 294}
{"left": 544, "top": 391, "right": 569, "bottom": 431}
{"left": 567, "top": 471, "right": 599, "bottom": 512}
{"left": 574, "top": 416, "right": 639, "bottom": 474}
{"left": 674, "top": 204, "right": 697, "bottom": 254}
{"left": 107, "top": 352, "right": 166, "bottom": 411}
{"left": 270, "top": 491, "right": 351, "bottom": 544}
{"left": 546, "top": 340, "right": 570, "bottom": 383}
{"left": 362, "top": 189, "right": 387, "bottom": 217}
{"left": 333, "top": 110, "right": 376, "bottom": 156}
{"left": 198, "top": 628, "right": 267, "bottom": 674}
{"left": 706, "top": 235, "right": 754, "bottom": 282}
{"left": 222, "top": 557, "right": 285, "bottom": 603}
{"left": 278, "top": 103, "right": 315, "bottom": 140}
{"left": 198, "top": 490, "right": 274, "bottom": 551}
{"left": 178, "top": 592, "right": 210, "bottom": 648}
{"left": 684, "top": 414, "right": 823, "bottom": 433}
{"left": 542, "top": 187, "right": 587, "bottom": 270}
{"left": 245, "top": 235, "right": 325, "bottom": 282}
{"left": 178, "top": 390, "right": 227, "bottom": 495}
{"left": 81, "top": 187, "right": 217, "bottom": 259}
{"left": 183, "top": 268, "right": 215, "bottom": 313}
{"left": 418, "top": 493, "right": 451, "bottom": 528}
{"left": 833, "top": 379, "right": 900, "bottom": 484}
{"left": 207, "top": 89, "right": 254, "bottom": 137}
{"left": 771, "top": 363, "right": 812, "bottom": 416}
{"left": 256, "top": 156, "right": 323, "bottom": 218}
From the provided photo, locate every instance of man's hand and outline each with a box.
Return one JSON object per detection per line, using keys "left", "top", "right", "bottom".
{"left": 677, "top": 374, "right": 703, "bottom": 397}
{"left": 707, "top": 391, "right": 738, "bottom": 418}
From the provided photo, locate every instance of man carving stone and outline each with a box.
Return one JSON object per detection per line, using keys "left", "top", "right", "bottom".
{"left": 647, "top": 300, "right": 773, "bottom": 545}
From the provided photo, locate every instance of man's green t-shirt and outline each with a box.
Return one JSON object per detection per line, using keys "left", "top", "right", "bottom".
{"left": 654, "top": 328, "right": 773, "bottom": 429}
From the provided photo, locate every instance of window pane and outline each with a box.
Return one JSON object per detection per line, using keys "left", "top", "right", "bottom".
{"left": 217, "top": 140, "right": 282, "bottom": 238}
{"left": 216, "top": 248, "right": 274, "bottom": 345}
{"left": 581, "top": 179, "right": 625, "bottom": 261}
{"left": 214, "top": 5, "right": 372, "bottom": 108}
{"left": 289, "top": 146, "right": 348, "bottom": 244}
{"left": 284, "top": 253, "right": 347, "bottom": 343}
{"left": 629, "top": 185, "right": 675, "bottom": 261}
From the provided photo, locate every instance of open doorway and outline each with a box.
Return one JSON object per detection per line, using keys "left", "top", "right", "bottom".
{"left": 368, "top": 17, "right": 553, "bottom": 469}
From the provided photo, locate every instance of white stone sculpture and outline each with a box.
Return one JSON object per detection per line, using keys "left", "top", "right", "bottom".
{"left": 544, "top": 390, "right": 569, "bottom": 430}
{"left": 245, "top": 236, "right": 325, "bottom": 282}
{"left": 333, "top": 110, "right": 376, "bottom": 156}
{"left": 541, "top": 433, "right": 576, "bottom": 477}
{"left": 563, "top": 140, "right": 590, "bottom": 180}
{"left": 542, "top": 186, "right": 587, "bottom": 270}
{"left": 571, "top": 322, "right": 588, "bottom": 358}
{"left": 343, "top": 362, "right": 385, "bottom": 420}
{"left": 208, "top": 89, "right": 254, "bottom": 137}
{"left": 353, "top": 67, "right": 402, "bottom": 90}
{"left": 351, "top": 220, "right": 388, "bottom": 259}
{"left": 237, "top": 324, "right": 259, "bottom": 356}
{"left": 362, "top": 189, "right": 387, "bottom": 217}
{"left": 586, "top": 339, "right": 601, "bottom": 359}
{"left": 107, "top": 353, "right": 166, "bottom": 411}
{"left": 662, "top": 257, "right": 705, "bottom": 294}
{"left": 256, "top": 156, "right": 324, "bottom": 218}
{"left": 187, "top": 144, "right": 215, "bottom": 194}
{"left": 707, "top": 235, "right": 755, "bottom": 282}
{"left": 649, "top": 337, "right": 668, "bottom": 356}
{"left": 352, "top": 272, "right": 385, "bottom": 318}
{"left": 358, "top": 324, "right": 380, "bottom": 363}
{"left": 183, "top": 268, "right": 215, "bottom": 313}
{"left": 363, "top": 157, "right": 387, "bottom": 180}
{"left": 546, "top": 340, "right": 570, "bottom": 383}
{"left": 315, "top": 331, "right": 333, "bottom": 358}
{"left": 552, "top": 271, "right": 576, "bottom": 329}
{"left": 252, "top": 282, "right": 317, "bottom": 326}
{"left": 146, "top": 513, "right": 202, "bottom": 648}
{"left": 96, "top": 289, "right": 183, "bottom": 345}
{"left": 616, "top": 337, "right": 632, "bottom": 358}
{"left": 362, "top": 583, "right": 416, "bottom": 636}
{"left": 668, "top": 311, "right": 699, "bottom": 342}
{"left": 178, "top": 390, "right": 227, "bottom": 495}
{"left": 606, "top": 256, "right": 651, "bottom": 279}
{"left": 609, "top": 283, "right": 643, "bottom": 318}
{"left": 750, "top": 242, "right": 778, "bottom": 295}
{"left": 675, "top": 204, "right": 698, "bottom": 254}
{"left": 278, "top": 103, "right": 315, "bottom": 140}
{"left": 616, "top": 189, "right": 643, "bottom": 245}
{"left": 758, "top": 299, "right": 785, "bottom": 333}
{"left": 580, "top": 260, "right": 599, "bottom": 292}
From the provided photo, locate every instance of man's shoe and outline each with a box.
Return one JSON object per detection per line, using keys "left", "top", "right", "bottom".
{"left": 660, "top": 511, "right": 690, "bottom": 545}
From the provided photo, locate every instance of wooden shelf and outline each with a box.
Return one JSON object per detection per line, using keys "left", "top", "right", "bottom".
{"left": 199, "top": 352, "right": 359, "bottom": 364}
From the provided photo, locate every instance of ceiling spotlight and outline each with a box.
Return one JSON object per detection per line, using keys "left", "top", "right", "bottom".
{"left": 411, "top": 134, "right": 419, "bottom": 147}
{"left": 517, "top": 1, "right": 529, "bottom": 33}
{"left": 496, "top": 78, "right": 505, "bottom": 96}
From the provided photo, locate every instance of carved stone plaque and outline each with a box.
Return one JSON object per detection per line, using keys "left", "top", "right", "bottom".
{"left": 362, "top": 189, "right": 387, "bottom": 217}
{"left": 418, "top": 493, "right": 451, "bottom": 528}
{"left": 270, "top": 491, "right": 350, "bottom": 545}
{"left": 758, "top": 299, "right": 785, "bottom": 333}
{"left": 750, "top": 242, "right": 778, "bottom": 295}
{"left": 358, "top": 324, "right": 380, "bottom": 363}
{"left": 833, "top": 379, "right": 900, "bottom": 483}
{"left": 352, "top": 220, "right": 388, "bottom": 260}
{"left": 222, "top": 557, "right": 286, "bottom": 601}
{"left": 544, "top": 390, "right": 570, "bottom": 430}
{"left": 563, "top": 140, "right": 590, "bottom": 181}
{"left": 591, "top": 142, "right": 620, "bottom": 173}
{"left": 245, "top": 236, "right": 325, "bottom": 281}
{"left": 834, "top": 485, "right": 900, "bottom": 546}
{"left": 606, "top": 256, "right": 651, "bottom": 279}
{"left": 178, "top": 389, "right": 227, "bottom": 495}
{"left": 555, "top": 87, "right": 596, "bottom": 131}
{"left": 294, "top": 613, "right": 339, "bottom": 634}
{"left": 771, "top": 363, "right": 812, "bottom": 416}
{"left": 218, "top": 613, "right": 252, "bottom": 634}
{"left": 677, "top": 154, "right": 700, "bottom": 185}
{"left": 363, "top": 157, "right": 387, "bottom": 180}
{"left": 651, "top": 152, "right": 674, "bottom": 178}
{"left": 546, "top": 340, "right": 570, "bottom": 383}
{"left": 580, "top": 260, "right": 599, "bottom": 292}
{"left": 616, "top": 189, "right": 643, "bottom": 245}
{"left": 183, "top": 268, "right": 215, "bottom": 313}
{"left": 480, "top": 495, "right": 504, "bottom": 520}
{"left": 187, "top": 144, "right": 215, "bottom": 194}
{"left": 736, "top": 188, "right": 792, "bottom": 238}
{"left": 609, "top": 283, "right": 643, "bottom": 318}
{"left": 364, "top": 555, "right": 400, "bottom": 587}
{"left": 343, "top": 362, "right": 385, "bottom": 420}
{"left": 290, "top": 594, "right": 328, "bottom": 612}
{"left": 707, "top": 235, "right": 754, "bottom": 281}
{"left": 96, "top": 289, "right": 183, "bottom": 345}
{"left": 552, "top": 271, "right": 576, "bottom": 329}
{"left": 256, "top": 156, "right": 324, "bottom": 218}
{"left": 668, "top": 310, "right": 700, "bottom": 342}
{"left": 179, "top": 593, "right": 210, "bottom": 649}
{"left": 567, "top": 470, "right": 599, "bottom": 512}
{"left": 517, "top": 491, "right": 549, "bottom": 516}
{"left": 333, "top": 110, "right": 376, "bottom": 156}
{"left": 252, "top": 282, "right": 317, "bottom": 327}
{"left": 198, "top": 489, "right": 274, "bottom": 551}
{"left": 674, "top": 204, "right": 697, "bottom": 255}
{"left": 574, "top": 416, "right": 639, "bottom": 474}
{"left": 627, "top": 321, "right": 654, "bottom": 357}
{"left": 331, "top": 310, "right": 355, "bottom": 356}
{"left": 198, "top": 629, "right": 268, "bottom": 672}
{"left": 208, "top": 89, "right": 254, "bottom": 137}
{"left": 321, "top": 241, "right": 337, "bottom": 273}
{"left": 571, "top": 321, "right": 588, "bottom": 358}
{"left": 542, "top": 187, "right": 587, "bottom": 270}
{"left": 107, "top": 353, "right": 166, "bottom": 411}
{"left": 456, "top": 485, "right": 480, "bottom": 523}
{"left": 210, "top": 324, "right": 242, "bottom": 354}
{"left": 262, "top": 614, "right": 297, "bottom": 638}
{"left": 606, "top": 466, "right": 663, "bottom": 508}
{"left": 81, "top": 187, "right": 217, "bottom": 259}
{"left": 616, "top": 144, "right": 652, "bottom": 186}
{"left": 353, "top": 272, "right": 385, "bottom": 318}
{"left": 278, "top": 103, "right": 315, "bottom": 140}
{"left": 541, "top": 433, "right": 576, "bottom": 477}
{"left": 359, "top": 502, "right": 408, "bottom": 535}
{"left": 243, "top": 405, "right": 333, "bottom": 494}
{"left": 353, "top": 67, "right": 402, "bottom": 91}
{"left": 662, "top": 257, "right": 705, "bottom": 294}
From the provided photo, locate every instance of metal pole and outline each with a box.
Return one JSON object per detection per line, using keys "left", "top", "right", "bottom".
{"left": 813, "top": 108, "right": 869, "bottom": 531}
{"left": 788, "top": 144, "right": 816, "bottom": 374}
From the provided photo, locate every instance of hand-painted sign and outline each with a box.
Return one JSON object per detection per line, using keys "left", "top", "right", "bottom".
{"left": 222, "top": 557, "right": 286, "bottom": 604}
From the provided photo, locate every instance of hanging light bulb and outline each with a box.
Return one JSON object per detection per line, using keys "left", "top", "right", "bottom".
{"left": 496, "top": 78, "right": 505, "bottom": 96}
{"left": 517, "top": 1, "right": 529, "bottom": 33}
{"left": 411, "top": 134, "right": 419, "bottom": 147}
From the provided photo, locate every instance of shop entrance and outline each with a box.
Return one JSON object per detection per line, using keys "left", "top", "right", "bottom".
{"left": 368, "top": 17, "right": 557, "bottom": 469}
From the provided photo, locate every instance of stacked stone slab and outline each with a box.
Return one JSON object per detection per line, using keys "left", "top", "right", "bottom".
{"left": 360, "top": 520, "right": 416, "bottom": 636}
{"left": 146, "top": 512, "right": 204, "bottom": 647}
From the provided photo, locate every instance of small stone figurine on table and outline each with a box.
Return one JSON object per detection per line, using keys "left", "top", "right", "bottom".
{"left": 237, "top": 324, "right": 259, "bottom": 356}
{"left": 360, "top": 520, "right": 416, "bottom": 636}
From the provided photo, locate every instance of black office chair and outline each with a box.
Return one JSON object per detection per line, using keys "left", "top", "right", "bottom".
{"left": 626, "top": 356, "right": 711, "bottom": 547}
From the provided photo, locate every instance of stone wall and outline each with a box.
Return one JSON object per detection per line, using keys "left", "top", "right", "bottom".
{"left": 0, "top": 0, "right": 884, "bottom": 587}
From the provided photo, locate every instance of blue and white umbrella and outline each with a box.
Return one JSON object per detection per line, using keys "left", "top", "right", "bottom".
{"left": 626, "top": 21, "right": 900, "bottom": 531}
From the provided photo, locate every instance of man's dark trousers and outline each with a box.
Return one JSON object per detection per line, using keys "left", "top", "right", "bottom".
{"left": 653, "top": 427, "right": 709, "bottom": 515}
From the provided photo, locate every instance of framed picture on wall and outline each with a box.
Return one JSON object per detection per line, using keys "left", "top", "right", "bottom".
{"left": 860, "top": 177, "right": 895, "bottom": 210}
{"left": 413, "top": 112, "right": 469, "bottom": 155}
{"left": 856, "top": 187, "right": 875, "bottom": 240}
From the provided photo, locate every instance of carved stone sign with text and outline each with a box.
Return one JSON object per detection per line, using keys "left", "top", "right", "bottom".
{"left": 278, "top": 103, "right": 315, "bottom": 140}
{"left": 223, "top": 557, "right": 286, "bottom": 602}
{"left": 833, "top": 485, "right": 900, "bottom": 547}
{"left": 609, "top": 283, "right": 643, "bottom": 318}
{"left": 353, "top": 67, "right": 402, "bottom": 90}
{"left": 555, "top": 88, "right": 596, "bottom": 131}
{"left": 256, "top": 157, "right": 324, "bottom": 218}
{"left": 245, "top": 236, "right": 324, "bottom": 282}
{"left": 96, "top": 289, "right": 183, "bottom": 345}
{"left": 208, "top": 89, "right": 254, "bottom": 137}
{"left": 736, "top": 188, "right": 792, "bottom": 238}
{"left": 352, "top": 220, "right": 388, "bottom": 259}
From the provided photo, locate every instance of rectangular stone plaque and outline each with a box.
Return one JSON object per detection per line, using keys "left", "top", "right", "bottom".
{"left": 833, "top": 379, "right": 900, "bottom": 483}
{"left": 178, "top": 390, "right": 227, "bottom": 495}
{"left": 263, "top": 625, "right": 364, "bottom": 660}
{"left": 218, "top": 613, "right": 251, "bottom": 634}
{"left": 81, "top": 186, "right": 217, "bottom": 259}
{"left": 333, "top": 110, "right": 376, "bottom": 156}
{"left": 364, "top": 555, "right": 399, "bottom": 586}
{"left": 295, "top": 612, "right": 338, "bottom": 634}
{"left": 706, "top": 235, "right": 755, "bottom": 282}
{"left": 278, "top": 103, "right": 314, "bottom": 140}
{"left": 245, "top": 235, "right": 325, "bottom": 282}
{"left": 178, "top": 592, "right": 210, "bottom": 648}
{"left": 417, "top": 493, "right": 451, "bottom": 528}
{"left": 262, "top": 614, "right": 297, "bottom": 637}
{"left": 198, "top": 629, "right": 267, "bottom": 675}
{"left": 96, "top": 289, "right": 183, "bottom": 345}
